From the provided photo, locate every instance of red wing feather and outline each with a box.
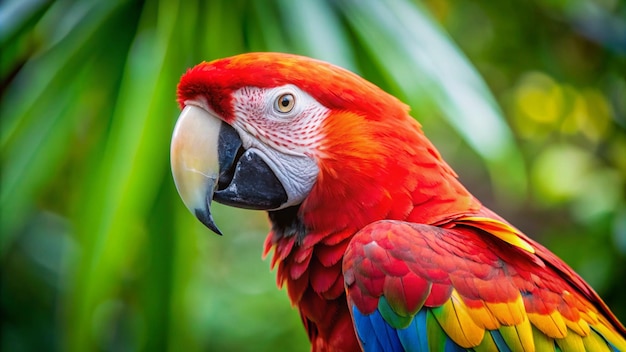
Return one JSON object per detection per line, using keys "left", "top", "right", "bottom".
{"left": 343, "top": 219, "right": 626, "bottom": 350}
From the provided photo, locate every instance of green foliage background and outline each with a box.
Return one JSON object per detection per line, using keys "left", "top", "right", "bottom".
{"left": 1, "top": 0, "right": 625, "bottom": 351}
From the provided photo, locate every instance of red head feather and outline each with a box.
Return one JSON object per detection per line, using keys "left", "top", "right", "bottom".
{"left": 177, "top": 52, "right": 407, "bottom": 123}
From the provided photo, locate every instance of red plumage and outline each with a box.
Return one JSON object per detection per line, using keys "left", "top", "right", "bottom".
{"left": 177, "top": 52, "right": 625, "bottom": 351}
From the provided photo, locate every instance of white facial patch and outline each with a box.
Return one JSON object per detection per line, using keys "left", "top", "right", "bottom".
{"left": 230, "top": 85, "right": 329, "bottom": 208}
{"left": 232, "top": 85, "right": 328, "bottom": 155}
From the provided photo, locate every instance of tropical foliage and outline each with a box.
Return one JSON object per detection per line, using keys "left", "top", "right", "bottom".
{"left": 1, "top": 0, "right": 624, "bottom": 351}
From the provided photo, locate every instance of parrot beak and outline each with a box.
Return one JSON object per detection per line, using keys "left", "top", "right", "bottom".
{"left": 170, "top": 105, "right": 288, "bottom": 235}
{"left": 170, "top": 105, "right": 226, "bottom": 234}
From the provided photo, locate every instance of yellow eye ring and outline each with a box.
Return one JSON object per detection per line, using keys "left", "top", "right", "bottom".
{"left": 276, "top": 93, "right": 295, "bottom": 113}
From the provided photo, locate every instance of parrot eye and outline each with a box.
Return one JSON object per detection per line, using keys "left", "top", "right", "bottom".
{"left": 275, "top": 93, "right": 295, "bottom": 113}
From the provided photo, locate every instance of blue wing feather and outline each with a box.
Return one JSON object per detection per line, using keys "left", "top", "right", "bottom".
{"left": 354, "top": 304, "right": 404, "bottom": 351}
{"left": 444, "top": 338, "right": 465, "bottom": 352}
{"left": 368, "top": 308, "right": 403, "bottom": 351}
{"left": 489, "top": 330, "right": 512, "bottom": 352}
{"left": 397, "top": 309, "right": 428, "bottom": 352}
{"left": 353, "top": 305, "right": 385, "bottom": 351}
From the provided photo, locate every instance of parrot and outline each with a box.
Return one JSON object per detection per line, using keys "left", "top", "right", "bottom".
{"left": 170, "top": 52, "right": 626, "bottom": 352}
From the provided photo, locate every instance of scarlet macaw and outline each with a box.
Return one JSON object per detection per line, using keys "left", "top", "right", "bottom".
{"left": 170, "top": 52, "right": 625, "bottom": 351}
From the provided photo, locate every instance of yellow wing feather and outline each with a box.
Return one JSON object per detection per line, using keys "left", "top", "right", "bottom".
{"left": 484, "top": 295, "right": 526, "bottom": 326}
{"left": 432, "top": 290, "right": 485, "bottom": 348}
{"left": 457, "top": 216, "right": 535, "bottom": 254}
{"left": 499, "top": 317, "right": 535, "bottom": 351}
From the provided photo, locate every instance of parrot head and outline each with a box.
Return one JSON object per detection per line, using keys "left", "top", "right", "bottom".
{"left": 171, "top": 52, "right": 461, "bottom": 235}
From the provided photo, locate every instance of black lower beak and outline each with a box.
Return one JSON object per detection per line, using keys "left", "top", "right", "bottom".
{"left": 214, "top": 150, "right": 288, "bottom": 209}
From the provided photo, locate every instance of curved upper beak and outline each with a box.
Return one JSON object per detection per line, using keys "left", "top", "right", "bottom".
{"left": 170, "top": 105, "right": 288, "bottom": 235}
{"left": 170, "top": 105, "right": 225, "bottom": 234}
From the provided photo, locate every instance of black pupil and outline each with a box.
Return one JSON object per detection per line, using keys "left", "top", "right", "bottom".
{"left": 281, "top": 96, "right": 291, "bottom": 107}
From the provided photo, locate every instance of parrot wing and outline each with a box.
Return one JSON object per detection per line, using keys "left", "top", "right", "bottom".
{"left": 343, "top": 218, "right": 626, "bottom": 351}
